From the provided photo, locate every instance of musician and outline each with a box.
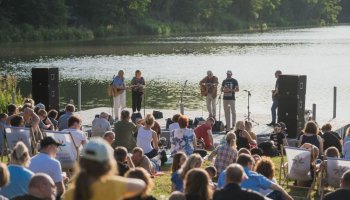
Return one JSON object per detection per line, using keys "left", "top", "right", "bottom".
{"left": 131, "top": 70, "right": 145, "bottom": 113}
{"left": 267, "top": 70, "right": 282, "bottom": 126}
{"left": 199, "top": 70, "right": 219, "bottom": 118}
{"left": 112, "top": 70, "right": 126, "bottom": 120}
{"left": 221, "top": 70, "right": 239, "bottom": 130}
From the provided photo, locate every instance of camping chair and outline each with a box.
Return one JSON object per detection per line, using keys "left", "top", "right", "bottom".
{"left": 4, "top": 127, "right": 35, "bottom": 157}
{"left": 0, "top": 124, "right": 8, "bottom": 162}
{"left": 280, "top": 146, "right": 317, "bottom": 199}
{"left": 319, "top": 157, "right": 350, "bottom": 199}
{"left": 44, "top": 131, "right": 79, "bottom": 175}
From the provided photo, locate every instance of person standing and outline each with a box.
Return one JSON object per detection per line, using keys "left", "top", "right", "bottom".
{"left": 112, "top": 70, "right": 127, "bottom": 121}
{"left": 267, "top": 70, "right": 282, "bottom": 126}
{"left": 200, "top": 70, "right": 219, "bottom": 118}
{"left": 131, "top": 70, "right": 145, "bottom": 114}
{"left": 221, "top": 70, "right": 239, "bottom": 131}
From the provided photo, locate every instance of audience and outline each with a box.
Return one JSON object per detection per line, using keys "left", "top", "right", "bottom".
{"left": 28, "top": 137, "right": 65, "bottom": 197}
{"left": 245, "top": 121, "right": 257, "bottom": 141}
{"left": 171, "top": 152, "right": 187, "bottom": 174}
{"left": 270, "top": 123, "right": 288, "bottom": 151}
{"left": 91, "top": 112, "right": 111, "bottom": 137}
{"left": 47, "top": 109, "right": 59, "bottom": 130}
{"left": 113, "top": 110, "right": 137, "bottom": 151}
{"left": 114, "top": 146, "right": 135, "bottom": 176}
{"left": 324, "top": 170, "right": 350, "bottom": 200}
{"left": 0, "top": 142, "right": 34, "bottom": 199}
{"left": 218, "top": 154, "right": 293, "bottom": 200}
{"left": 234, "top": 121, "right": 256, "bottom": 150}
{"left": 168, "top": 191, "right": 186, "bottom": 200}
{"left": 124, "top": 168, "right": 157, "bottom": 200}
{"left": 7, "top": 104, "right": 17, "bottom": 116}
{"left": 62, "top": 115, "right": 88, "bottom": 159}
{"left": 58, "top": 104, "right": 75, "bottom": 131}
{"left": 11, "top": 173, "right": 56, "bottom": 200}
{"left": 0, "top": 162, "right": 9, "bottom": 200}
{"left": 254, "top": 156, "right": 277, "bottom": 196}
{"left": 169, "top": 114, "right": 181, "bottom": 132}
{"left": 299, "top": 121, "right": 324, "bottom": 155}
{"left": 194, "top": 117, "right": 215, "bottom": 150}
{"left": 171, "top": 154, "right": 202, "bottom": 192}
{"left": 62, "top": 138, "right": 145, "bottom": 200}
{"left": 131, "top": 147, "right": 158, "bottom": 175}
{"left": 22, "top": 108, "right": 42, "bottom": 141}
{"left": 321, "top": 123, "right": 342, "bottom": 153}
{"left": 136, "top": 114, "right": 159, "bottom": 159}
{"left": 208, "top": 131, "right": 238, "bottom": 175}
{"left": 184, "top": 168, "right": 212, "bottom": 200}
{"left": 213, "top": 164, "right": 267, "bottom": 200}
{"left": 103, "top": 131, "right": 115, "bottom": 145}
{"left": 37, "top": 109, "right": 54, "bottom": 131}
{"left": 170, "top": 115, "right": 196, "bottom": 156}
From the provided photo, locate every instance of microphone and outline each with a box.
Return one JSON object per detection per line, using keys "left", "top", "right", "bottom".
{"left": 243, "top": 90, "right": 248, "bottom": 92}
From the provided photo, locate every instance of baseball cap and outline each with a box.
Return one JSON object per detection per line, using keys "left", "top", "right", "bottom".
{"left": 81, "top": 138, "right": 114, "bottom": 162}
{"left": 40, "top": 137, "right": 64, "bottom": 149}
{"left": 35, "top": 103, "right": 45, "bottom": 110}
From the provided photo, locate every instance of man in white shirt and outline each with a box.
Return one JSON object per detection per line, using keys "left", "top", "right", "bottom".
{"left": 28, "top": 137, "right": 65, "bottom": 197}
{"left": 91, "top": 112, "right": 111, "bottom": 137}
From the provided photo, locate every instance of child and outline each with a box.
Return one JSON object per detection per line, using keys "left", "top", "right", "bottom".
{"left": 205, "top": 166, "right": 217, "bottom": 190}
{"left": 114, "top": 146, "right": 135, "bottom": 176}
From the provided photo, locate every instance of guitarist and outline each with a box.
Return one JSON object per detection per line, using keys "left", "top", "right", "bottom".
{"left": 199, "top": 70, "right": 219, "bottom": 118}
{"left": 267, "top": 70, "right": 282, "bottom": 126}
{"left": 112, "top": 70, "right": 126, "bottom": 121}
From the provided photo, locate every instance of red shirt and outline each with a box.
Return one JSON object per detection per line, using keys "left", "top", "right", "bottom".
{"left": 194, "top": 123, "right": 213, "bottom": 150}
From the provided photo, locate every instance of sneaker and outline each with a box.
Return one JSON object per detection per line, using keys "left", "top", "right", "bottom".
{"left": 266, "top": 122, "right": 276, "bottom": 126}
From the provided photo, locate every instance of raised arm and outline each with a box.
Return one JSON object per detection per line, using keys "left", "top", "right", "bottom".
{"left": 123, "top": 178, "right": 146, "bottom": 199}
{"left": 152, "top": 131, "right": 159, "bottom": 151}
{"left": 243, "top": 130, "right": 256, "bottom": 145}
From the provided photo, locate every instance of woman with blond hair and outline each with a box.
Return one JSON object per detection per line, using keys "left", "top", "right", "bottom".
{"left": 184, "top": 168, "right": 212, "bottom": 200}
{"left": 208, "top": 131, "right": 238, "bottom": 175}
{"left": 234, "top": 121, "right": 256, "bottom": 150}
{"left": 0, "top": 142, "right": 34, "bottom": 199}
{"left": 136, "top": 114, "right": 159, "bottom": 159}
{"left": 171, "top": 154, "right": 203, "bottom": 192}
{"left": 63, "top": 138, "right": 145, "bottom": 200}
{"left": 124, "top": 167, "right": 156, "bottom": 200}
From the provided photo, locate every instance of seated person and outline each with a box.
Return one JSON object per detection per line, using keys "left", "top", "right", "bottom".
{"left": 299, "top": 121, "right": 324, "bottom": 155}
{"left": 91, "top": 112, "right": 111, "bottom": 137}
{"left": 321, "top": 123, "right": 342, "bottom": 153}
{"left": 295, "top": 143, "right": 319, "bottom": 187}
{"left": 205, "top": 166, "right": 217, "bottom": 190}
{"left": 103, "top": 131, "right": 115, "bottom": 146}
{"left": 324, "top": 170, "right": 350, "bottom": 200}
{"left": 11, "top": 173, "right": 56, "bottom": 200}
{"left": 213, "top": 164, "right": 267, "bottom": 200}
{"left": 270, "top": 123, "right": 288, "bottom": 151}
{"left": 48, "top": 109, "right": 59, "bottom": 130}
{"left": 217, "top": 154, "right": 293, "bottom": 200}
{"left": 254, "top": 157, "right": 277, "bottom": 196}
{"left": 194, "top": 117, "right": 215, "bottom": 150}
{"left": 234, "top": 121, "right": 256, "bottom": 150}
{"left": 37, "top": 109, "right": 54, "bottom": 130}
{"left": 136, "top": 114, "right": 159, "bottom": 159}
{"left": 170, "top": 115, "right": 196, "bottom": 156}
{"left": 131, "top": 147, "right": 159, "bottom": 175}
{"left": 113, "top": 110, "right": 137, "bottom": 151}
{"left": 114, "top": 146, "right": 135, "bottom": 176}
{"left": 169, "top": 114, "right": 181, "bottom": 132}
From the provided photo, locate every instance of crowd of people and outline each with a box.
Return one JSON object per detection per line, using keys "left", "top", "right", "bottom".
{"left": 0, "top": 80, "right": 350, "bottom": 200}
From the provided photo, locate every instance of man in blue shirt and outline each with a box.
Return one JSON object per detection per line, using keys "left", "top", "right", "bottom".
{"left": 218, "top": 154, "right": 293, "bottom": 200}
{"left": 58, "top": 104, "right": 75, "bottom": 131}
{"left": 112, "top": 70, "right": 126, "bottom": 120}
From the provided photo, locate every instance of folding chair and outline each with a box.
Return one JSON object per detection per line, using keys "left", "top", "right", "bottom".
{"left": 4, "top": 127, "right": 34, "bottom": 156}
{"left": 319, "top": 157, "right": 350, "bottom": 199}
{"left": 44, "top": 131, "right": 79, "bottom": 173}
{"left": 0, "top": 124, "right": 8, "bottom": 162}
{"left": 280, "top": 146, "right": 317, "bottom": 199}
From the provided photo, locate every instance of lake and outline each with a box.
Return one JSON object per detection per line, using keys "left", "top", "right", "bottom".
{"left": 1, "top": 26, "right": 350, "bottom": 120}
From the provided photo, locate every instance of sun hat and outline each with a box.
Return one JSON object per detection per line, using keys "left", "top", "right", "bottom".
{"left": 81, "top": 138, "right": 114, "bottom": 162}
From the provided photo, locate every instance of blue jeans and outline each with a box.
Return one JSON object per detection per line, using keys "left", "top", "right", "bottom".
{"left": 271, "top": 100, "right": 278, "bottom": 123}
{"left": 267, "top": 190, "right": 284, "bottom": 200}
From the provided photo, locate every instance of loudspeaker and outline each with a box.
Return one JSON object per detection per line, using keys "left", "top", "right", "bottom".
{"left": 131, "top": 113, "right": 142, "bottom": 123}
{"left": 166, "top": 118, "right": 173, "bottom": 130}
{"left": 212, "top": 121, "right": 224, "bottom": 132}
{"left": 278, "top": 75, "right": 307, "bottom": 96}
{"left": 32, "top": 68, "right": 59, "bottom": 111}
{"left": 152, "top": 111, "right": 163, "bottom": 119}
{"left": 194, "top": 117, "right": 205, "bottom": 127}
{"left": 278, "top": 75, "right": 307, "bottom": 138}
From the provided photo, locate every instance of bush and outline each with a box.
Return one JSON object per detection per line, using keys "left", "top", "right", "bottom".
{"left": 0, "top": 75, "right": 23, "bottom": 113}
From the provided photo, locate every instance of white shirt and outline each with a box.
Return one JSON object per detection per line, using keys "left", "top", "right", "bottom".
{"left": 62, "top": 128, "right": 88, "bottom": 159}
{"left": 91, "top": 118, "right": 111, "bottom": 137}
{"left": 28, "top": 153, "right": 63, "bottom": 183}
{"left": 136, "top": 127, "right": 154, "bottom": 154}
{"left": 169, "top": 122, "right": 180, "bottom": 132}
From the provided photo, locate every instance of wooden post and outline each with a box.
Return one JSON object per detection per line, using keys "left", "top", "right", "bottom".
{"left": 333, "top": 87, "right": 337, "bottom": 119}
{"left": 312, "top": 104, "right": 316, "bottom": 121}
{"left": 78, "top": 80, "right": 81, "bottom": 111}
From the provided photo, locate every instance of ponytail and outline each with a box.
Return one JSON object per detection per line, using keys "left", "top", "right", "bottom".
{"left": 74, "top": 170, "right": 92, "bottom": 200}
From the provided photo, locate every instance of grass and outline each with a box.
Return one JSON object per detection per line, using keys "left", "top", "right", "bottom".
{"left": 150, "top": 156, "right": 322, "bottom": 200}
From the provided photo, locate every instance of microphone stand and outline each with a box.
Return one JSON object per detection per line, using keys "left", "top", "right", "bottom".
{"left": 179, "top": 80, "right": 188, "bottom": 115}
{"left": 243, "top": 90, "right": 259, "bottom": 125}
{"left": 216, "top": 90, "right": 223, "bottom": 122}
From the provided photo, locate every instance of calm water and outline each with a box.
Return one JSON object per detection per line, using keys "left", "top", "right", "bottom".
{"left": 1, "top": 26, "right": 350, "bottom": 120}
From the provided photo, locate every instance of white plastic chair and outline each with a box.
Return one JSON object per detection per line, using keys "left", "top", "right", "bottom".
{"left": 5, "top": 127, "right": 33, "bottom": 155}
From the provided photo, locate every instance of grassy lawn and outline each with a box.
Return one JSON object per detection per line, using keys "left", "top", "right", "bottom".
{"left": 150, "top": 156, "right": 323, "bottom": 200}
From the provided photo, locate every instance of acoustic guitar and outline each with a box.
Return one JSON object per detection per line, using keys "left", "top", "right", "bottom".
{"left": 200, "top": 83, "right": 217, "bottom": 96}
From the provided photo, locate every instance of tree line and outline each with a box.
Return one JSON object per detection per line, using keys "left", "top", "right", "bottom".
{"left": 0, "top": 0, "right": 349, "bottom": 43}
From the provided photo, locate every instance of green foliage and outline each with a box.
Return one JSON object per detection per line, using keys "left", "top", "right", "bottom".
{"left": 0, "top": 0, "right": 348, "bottom": 42}
{"left": 0, "top": 75, "right": 23, "bottom": 113}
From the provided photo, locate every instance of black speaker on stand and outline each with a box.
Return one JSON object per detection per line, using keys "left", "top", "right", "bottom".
{"left": 278, "top": 75, "right": 307, "bottom": 138}
{"left": 32, "top": 68, "right": 60, "bottom": 111}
